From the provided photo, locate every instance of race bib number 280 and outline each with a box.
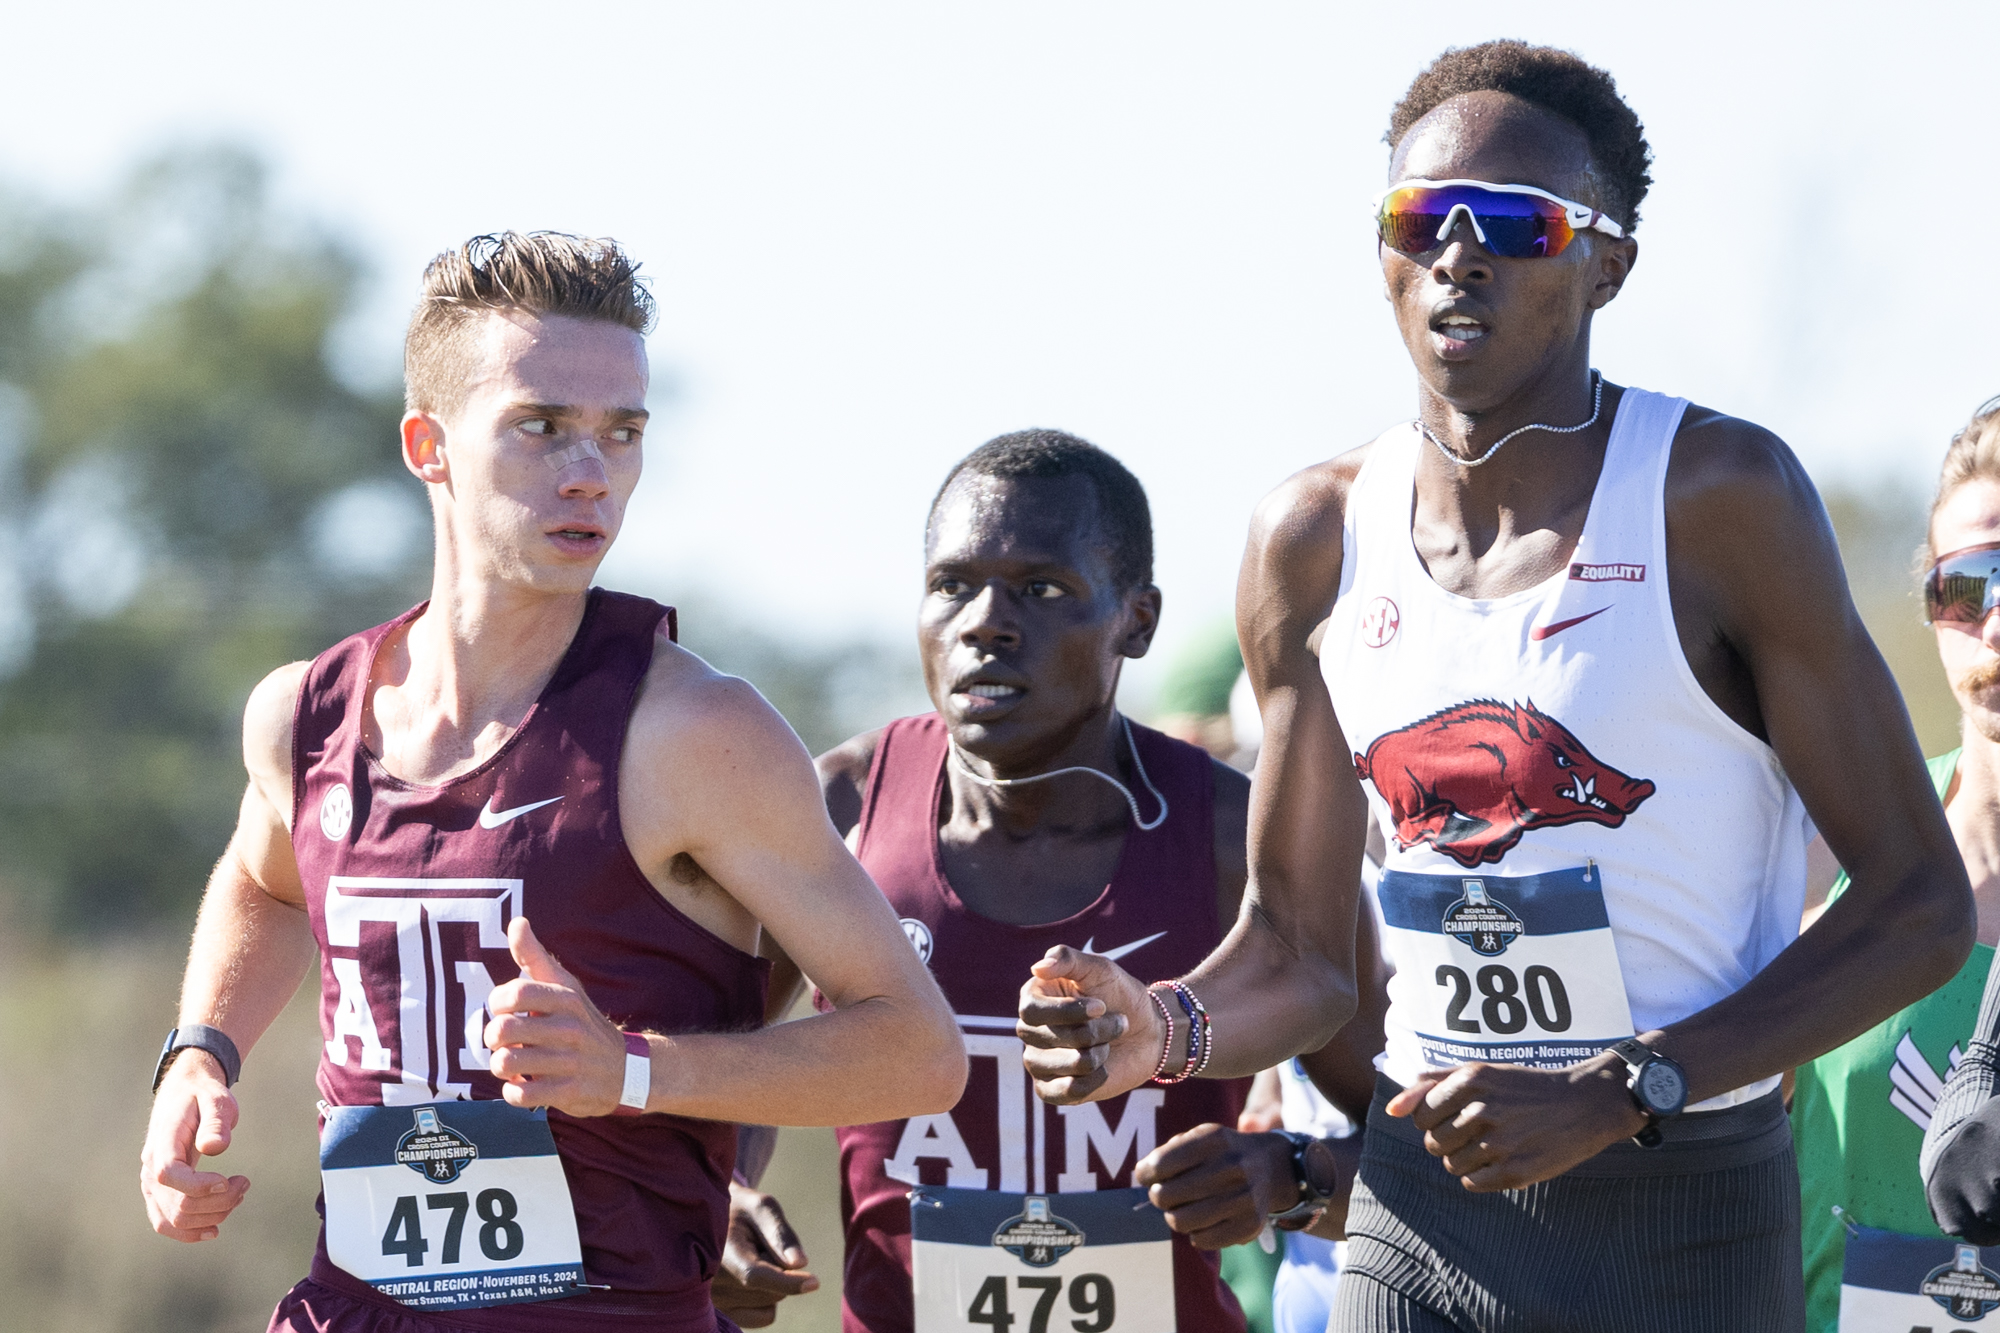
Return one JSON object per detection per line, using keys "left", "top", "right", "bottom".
{"left": 320, "top": 1100, "right": 584, "bottom": 1311}
{"left": 911, "top": 1187, "right": 1174, "bottom": 1333}
{"left": 1378, "top": 866, "right": 1637, "bottom": 1070}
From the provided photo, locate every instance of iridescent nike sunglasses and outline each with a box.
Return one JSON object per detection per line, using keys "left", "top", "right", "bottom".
{"left": 1925, "top": 541, "right": 2000, "bottom": 625}
{"left": 1373, "top": 178, "right": 1627, "bottom": 260}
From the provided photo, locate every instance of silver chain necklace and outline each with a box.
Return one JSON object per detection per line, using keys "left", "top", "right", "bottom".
{"left": 949, "top": 713, "right": 1169, "bottom": 832}
{"left": 1416, "top": 370, "right": 1604, "bottom": 469}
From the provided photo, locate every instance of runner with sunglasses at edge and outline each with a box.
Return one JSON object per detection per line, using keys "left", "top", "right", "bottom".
{"left": 1919, "top": 406, "right": 2000, "bottom": 1258}
{"left": 1018, "top": 41, "right": 1972, "bottom": 1332}
{"left": 1787, "top": 400, "right": 2000, "bottom": 1329}
{"left": 136, "top": 232, "right": 966, "bottom": 1333}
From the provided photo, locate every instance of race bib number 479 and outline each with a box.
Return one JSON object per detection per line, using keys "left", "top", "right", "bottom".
{"left": 320, "top": 1100, "right": 584, "bottom": 1311}
{"left": 911, "top": 1187, "right": 1174, "bottom": 1333}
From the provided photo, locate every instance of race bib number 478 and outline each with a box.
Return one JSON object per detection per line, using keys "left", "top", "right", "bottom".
{"left": 320, "top": 1100, "right": 584, "bottom": 1311}
{"left": 911, "top": 1187, "right": 1174, "bottom": 1333}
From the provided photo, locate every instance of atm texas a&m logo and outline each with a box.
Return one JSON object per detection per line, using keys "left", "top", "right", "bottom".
{"left": 1354, "top": 700, "right": 1655, "bottom": 867}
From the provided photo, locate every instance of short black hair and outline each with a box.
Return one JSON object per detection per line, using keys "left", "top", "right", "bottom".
{"left": 1387, "top": 41, "right": 1652, "bottom": 230}
{"left": 928, "top": 429, "right": 1154, "bottom": 591}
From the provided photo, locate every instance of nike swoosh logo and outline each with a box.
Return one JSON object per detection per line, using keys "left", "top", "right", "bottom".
{"left": 1528, "top": 607, "right": 1610, "bottom": 642}
{"left": 1081, "top": 931, "right": 1167, "bottom": 963}
{"left": 478, "top": 795, "right": 564, "bottom": 829}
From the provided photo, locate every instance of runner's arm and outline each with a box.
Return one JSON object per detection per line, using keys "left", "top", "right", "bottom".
{"left": 1135, "top": 895, "right": 1388, "bottom": 1246}
{"left": 1020, "top": 460, "right": 1368, "bottom": 1102}
{"left": 1631, "top": 421, "right": 1970, "bottom": 1093}
{"left": 1295, "top": 898, "right": 1391, "bottom": 1124}
{"left": 707, "top": 732, "right": 887, "bottom": 1323}
{"left": 140, "top": 662, "right": 317, "bottom": 1242}
{"left": 737, "top": 725, "right": 881, "bottom": 1028}
{"left": 1924, "top": 938, "right": 2000, "bottom": 1241}
{"left": 727, "top": 928, "right": 803, "bottom": 1193}
{"left": 490, "top": 671, "right": 965, "bottom": 1126}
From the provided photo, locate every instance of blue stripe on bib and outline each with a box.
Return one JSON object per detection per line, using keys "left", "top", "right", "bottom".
{"left": 321, "top": 1100, "right": 556, "bottom": 1170}
{"left": 1378, "top": 866, "right": 1608, "bottom": 936}
{"left": 910, "top": 1186, "right": 1167, "bottom": 1249}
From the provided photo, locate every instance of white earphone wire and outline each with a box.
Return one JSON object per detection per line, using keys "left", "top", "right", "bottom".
{"left": 948, "top": 714, "right": 1169, "bottom": 832}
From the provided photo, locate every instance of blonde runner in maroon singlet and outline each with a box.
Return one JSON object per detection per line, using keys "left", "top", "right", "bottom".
{"left": 273, "top": 590, "right": 770, "bottom": 1333}
{"left": 834, "top": 713, "right": 1247, "bottom": 1333}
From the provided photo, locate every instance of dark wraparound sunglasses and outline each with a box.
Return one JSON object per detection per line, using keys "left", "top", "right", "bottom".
{"left": 1925, "top": 542, "right": 2000, "bottom": 625}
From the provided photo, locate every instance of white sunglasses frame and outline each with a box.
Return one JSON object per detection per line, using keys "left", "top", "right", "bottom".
{"left": 1371, "top": 177, "right": 1627, "bottom": 254}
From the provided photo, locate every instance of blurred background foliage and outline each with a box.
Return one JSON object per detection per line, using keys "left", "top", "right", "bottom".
{"left": 0, "top": 145, "right": 919, "bottom": 944}
{"left": 0, "top": 147, "right": 1961, "bottom": 1332}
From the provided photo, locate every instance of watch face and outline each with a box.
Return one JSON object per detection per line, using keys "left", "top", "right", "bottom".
{"left": 1299, "top": 1139, "right": 1341, "bottom": 1198}
{"left": 1636, "top": 1060, "right": 1687, "bottom": 1115}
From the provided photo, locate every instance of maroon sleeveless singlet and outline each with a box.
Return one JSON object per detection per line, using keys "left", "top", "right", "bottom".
{"left": 270, "top": 590, "right": 770, "bottom": 1333}
{"left": 834, "top": 714, "right": 1248, "bottom": 1333}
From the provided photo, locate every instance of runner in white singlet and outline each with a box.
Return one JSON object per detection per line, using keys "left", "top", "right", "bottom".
{"left": 1017, "top": 42, "right": 1973, "bottom": 1333}
{"left": 1329, "top": 387, "right": 1806, "bottom": 1109}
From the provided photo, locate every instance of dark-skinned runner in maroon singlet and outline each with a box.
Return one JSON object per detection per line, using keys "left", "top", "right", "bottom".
{"left": 712, "top": 431, "right": 1375, "bottom": 1333}
{"left": 1015, "top": 44, "right": 1974, "bottom": 1333}
{"left": 136, "top": 232, "right": 965, "bottom": 1333}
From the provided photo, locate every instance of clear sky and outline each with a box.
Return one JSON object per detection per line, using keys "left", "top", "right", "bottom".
{"left": 8, "top": 1, "right": 1994, "bottom": 698}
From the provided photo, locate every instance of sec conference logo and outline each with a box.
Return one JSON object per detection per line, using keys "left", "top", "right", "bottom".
{"left": 320, "top": 784, "right": 353, "bottom": 841}
{"left": 1361, "top": 597, "right": 1399, "bottom": 648}
{"left": 901, "top": 918, "right": 934, "bottom": 963}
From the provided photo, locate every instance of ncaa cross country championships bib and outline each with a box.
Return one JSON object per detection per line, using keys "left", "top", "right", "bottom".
{"left": 1839, "top": 1225, "right": 2000, "bottom": 1329}
{"left": 911, "top": 1186, "right": 1176, "bottom": 1333}
{"left": 319, "top": 1100, "right": 585, "bottom": 1311}
{"left": 1378, "top": 864, "right": 1637, "bottom": 1070}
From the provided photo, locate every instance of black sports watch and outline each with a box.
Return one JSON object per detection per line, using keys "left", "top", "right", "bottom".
{"left": 1610, "top": 1037, "right": 1687, "bottom": 1148}
{"left": 1267, "top": 1130, "right": 1341, "bottom": 1229}
{"left": 153, "top": 1025, "right": 242, "bottom": 1093}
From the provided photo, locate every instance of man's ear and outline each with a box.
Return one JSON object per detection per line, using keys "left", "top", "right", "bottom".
{"left": 402, "top": 411, "right": 449, "bottom": 484}
{"left": 1119, "top": 585, "right": 1164, "bottom": 660}
{"left": 1588, "top": 235, "right": 1639, "bottom": 311}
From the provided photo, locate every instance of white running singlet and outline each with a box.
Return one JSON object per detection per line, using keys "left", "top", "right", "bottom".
{"left": 1321, "top": 387, "right": 1808, "bottom": 1110}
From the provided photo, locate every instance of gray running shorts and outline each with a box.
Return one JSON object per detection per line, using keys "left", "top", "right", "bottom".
{"left": 1332, "top": 1074, "right": 1804, "bottom": 1333}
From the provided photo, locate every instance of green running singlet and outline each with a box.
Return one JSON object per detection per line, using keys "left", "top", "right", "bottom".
{"left": 1792, "top": 749, "right": 1995, "bottom": 1333}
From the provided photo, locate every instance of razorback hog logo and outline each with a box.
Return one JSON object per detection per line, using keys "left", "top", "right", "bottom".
{"left": 1353, "top": 700, "right": 1655, "bottom": 867}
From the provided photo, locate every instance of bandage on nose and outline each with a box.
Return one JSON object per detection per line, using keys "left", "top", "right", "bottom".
{"left": 543, "top": 440, "right": 606, "bottom": 473}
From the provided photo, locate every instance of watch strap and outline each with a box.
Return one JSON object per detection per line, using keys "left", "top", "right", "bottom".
{"left": 1272, "top": 1130, "right": 1340, "bottom": 1209}
{"left": 1609, "top": 1037, "right": 1651, "bottom": 1070}
{"left": 153, "top": 1024, "right": 242, "bottom": 1092}
{"left": 1269, "top": 1199, "right": 1327, "bottom": 1231}
{"left": 1609, "top": 1037, "right": 1681, "bottom": 1146}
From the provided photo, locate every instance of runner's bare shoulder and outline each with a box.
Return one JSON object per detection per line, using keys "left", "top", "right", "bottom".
{"left": 1664, "top": 405, "right": 1819, "bottom": 530}
{"left": 243, "top": 659, "right": 312, "bottom": 827}
{"left": 1661, "top": 405, "right": 1837, "bottom": 624}
{"left": 817, "top": 728, "right": 887, "bottom": 840}
{"left": 627, "top": 630, "right": 815, "bottom": 780}
{"left": 1242, "top": 438, "right": 1379, "bottom": 640}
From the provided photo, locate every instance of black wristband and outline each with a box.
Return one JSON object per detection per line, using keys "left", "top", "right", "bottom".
{"left": 153, "top": 1024, "right": 242, "bottom": 1093}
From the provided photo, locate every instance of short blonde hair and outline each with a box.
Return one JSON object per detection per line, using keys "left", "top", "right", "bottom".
{"left": 403, "top": 231, "right": 655, "bottom": 418}
{"left": 1928, "top": 396, "right": 2000, "bottom": 564}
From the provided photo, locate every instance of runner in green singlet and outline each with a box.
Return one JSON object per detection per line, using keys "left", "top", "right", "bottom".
{"left": 1793, "top": 397, "right": 2000, "bottom": 1331}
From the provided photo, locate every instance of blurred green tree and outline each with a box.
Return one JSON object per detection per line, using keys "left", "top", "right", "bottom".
{"left": 0, "top": 147, "right": 425, "bottom": 935}
{"left": 0, "top": 148, "right": 929, "bottom": 939}
{"left": 1823, "top": 480, "right": 1959, "bottom": 757}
